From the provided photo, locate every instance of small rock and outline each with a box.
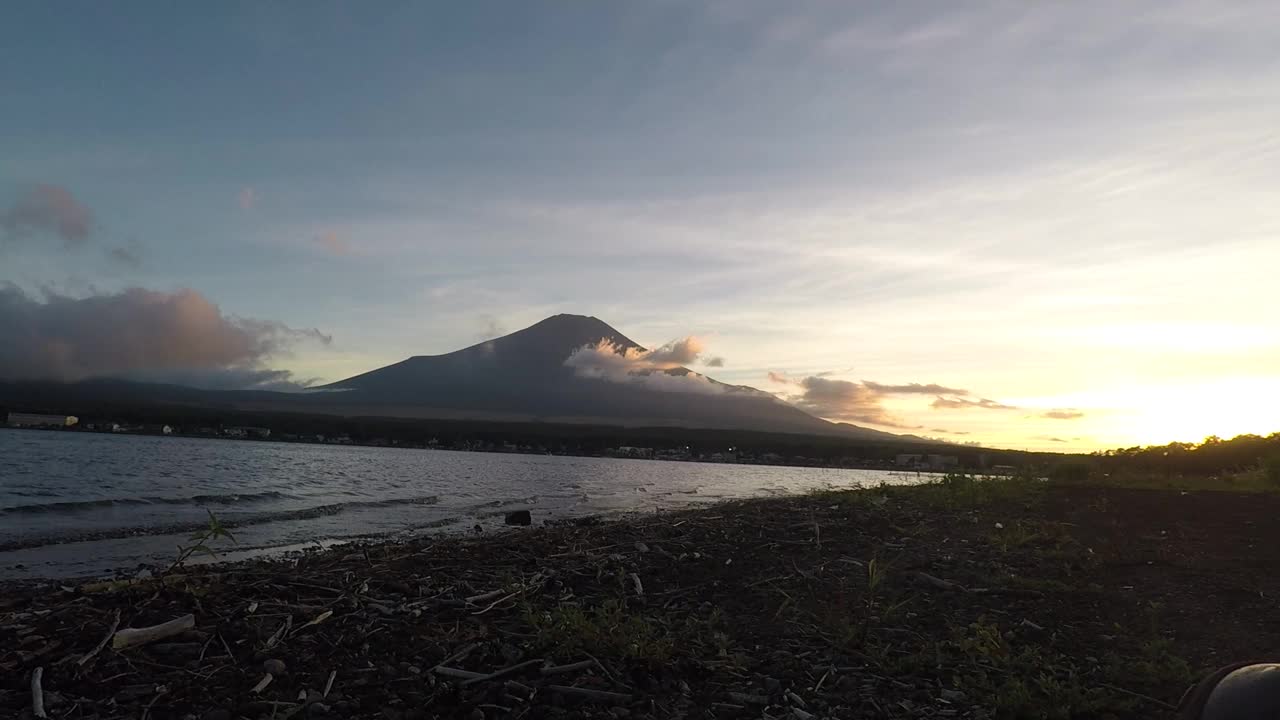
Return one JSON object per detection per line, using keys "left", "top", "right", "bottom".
{"left": 202, "top": 710, "right": 232, "bottom": 720}
{"left": 505, "top": 510, "right": 532, "bottom": 526}
{"left": 610, "top": 708, "right": 631, "bottom": 718}
{"left": 407, "top": 665, "right": 422, "bottom": 675}
{"left": 263, "top": 658, "right": 287, "bottom": 676}
{"left": 940, "top": 689, "right": 965, "bottom": 702}
{"left": 469, "top": 709, "right": 486, "bottom": 720}
{"left": 306, "top": 703, "right": 332, "bottom": 719}
{"left": 763, "top": 677, "right": 782, "bottom": 694}
{"left": 634, "top": 542, "right": 650, "bottom": 553}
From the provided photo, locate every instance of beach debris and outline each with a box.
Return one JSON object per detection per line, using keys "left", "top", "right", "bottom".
{"left": 0, "top": 481, "right": 1236, "bottom": 718}
{"left": 112, "top": 614, "right": 195, "bottom": 650}
{"left": 30, "top": 666, "right": 46, "bottom": 719}
{"left": 322, "top": 670, "right": 337, "bottom": 697}
{"left": 250, "top": 673, "right": 273, "bottom": 694}
{"left": 541, "top": 659, "right": 596, "bottom": 676}
{"left": 77, "top": 609, "right": 120, "bottom": 666}
{"left": 505, "top": 510, "right": 532, "bottom": 526}
{"left": 546, "top": 685, "right": 632, "bottom": 704}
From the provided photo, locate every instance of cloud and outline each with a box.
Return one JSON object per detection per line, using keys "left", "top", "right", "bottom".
{"left": 704, "top": 356, "right": 725, "bottom": 367}
{"left": 1042, "top": 409, "right": 1085, "bottom": 420}
{"left": 864, "top": 381, "right": 969, "bottom": 395}
{"left": 107, "top": 246, "right": 142, "bottom": 267}
{"left": 782, "top": 376, "right": 922, "bottom": 429}
{"left": 2, "top": 184, "right": 93, "bottom": 245}
{"left": 644, "top": 336, "right": 706, "bottom": 365}
{"left": 931, "top": 396, "right": 1018, "bottom": 410}
{"left": 770, "top": 372, "right": 1015, "bottom": 427}
{"left": 564, "top": 337, "right": 723, "bottom": 394}
{"left": 0, "top": 285, "right": 330, "bottom": 390}
{"left": 929, "top": 428, "right": 971, "bottom": 435}
{"left": 314, "top": 231, "right": 351, "bottom": 256}
{"left": 238, "top": 187, "right": 256, "bottom": 210}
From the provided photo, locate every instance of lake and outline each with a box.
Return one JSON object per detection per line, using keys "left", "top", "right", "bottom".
{"left": 0, "top": 428, "right": 927, "bottom": 579}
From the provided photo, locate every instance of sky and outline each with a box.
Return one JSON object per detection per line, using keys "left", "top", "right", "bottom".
{"left": 3, "top": 1, "right": 1278, "bottom": 452}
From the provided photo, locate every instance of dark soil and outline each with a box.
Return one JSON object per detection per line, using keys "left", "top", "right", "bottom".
{"left": 2, "top": 479, "right": 1277, "bottom": 719}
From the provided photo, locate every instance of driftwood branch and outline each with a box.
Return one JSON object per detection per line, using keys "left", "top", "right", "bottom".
{"left": 323, "top": 670, "right": 337, "bottom": 698}
{"left": 78, "top": 609, "right": 121, "bottom": 666}
{"left": 31, "top": 666, "right": 47, "bottom": 719}
{"left": 912, "top": 572, "right": 966, "bottom": 592}
{"left": 112, "top": 614, "right": 195, "bottom": 650}
{"left": 546, "top": 685, "right": 632, "bottom": 704}
{"left": 541, "top": 659, "right": 596, "bottom": 676}
{"left": 433, "top": 666, "right": 487, "bottom": 681}
{"left": 432, "top": 643, "right": 477, "bottom": 672}
{"left": 459, "top": 658, "right": 544, "bottom": 686}
{"left": 250, "top": 673, "right": 274, "bottom": 693}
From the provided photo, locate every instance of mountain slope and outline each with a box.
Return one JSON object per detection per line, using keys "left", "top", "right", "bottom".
{"left": 0, "top": 314, "right": 921, "bottom": 442}
{"left": 313, "top": 314, "right": 908, "bottom": 440}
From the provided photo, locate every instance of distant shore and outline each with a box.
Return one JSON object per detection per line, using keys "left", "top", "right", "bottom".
{"left": 4, "top": 477, "right": 1276, "bottom": 718}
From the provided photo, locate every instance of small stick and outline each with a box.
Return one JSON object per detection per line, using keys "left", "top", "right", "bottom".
{"left": 813, "top": 668, "right": 832, "bottom": 693}
{"left": 546, "top": 685, "right": 631, "bottom": 704}
{"left": 464, "top": 589, "right": 506, "bottom": 604}
{"left": 251, "top": 673, "right": 274, "bottom": 693}
{"left": 112, "top": 614, "right": 196, "bottom": 650}
{"left": 471, "top": 592, "right": 519, "bottom": 615}
{"left": 264, "top": 615, "right": 292, "bottom": 649}
{"left": 628, "top": 573, "right": 644, "bottom": 597}
{"left": 431, "top": 643, "right": 477, "bottom": 671}
{"left": 912, "top": 572, "right": 966, "bottom": 592}
{"left": 141, "top": 687, "right": 168, "bottom": 720}
{"left": 322, "top": 670, "right": 336, "bottom": 698}
{"left": 541, "top": 659, "right": 596, "bottom": 676}
{"left": 583, "top": 651, "right": 628, "bottom": 689}
{"left": 218, "top": 633, "right": 236, "bottom": 660}
{"left": 460, "top": 658, "right": 544, "bottom": 686}
{"left": 433, "top": 666, "right": 487, "bottom": 681}
{"left": 78, "top": 609, "right": 121, "bottom": 666}
{"left": 31, "top": 666, "right": 46, "bottom": 719}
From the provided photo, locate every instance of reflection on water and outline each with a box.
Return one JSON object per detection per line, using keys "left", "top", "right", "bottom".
{"left": 0, "top": 428, "right": 926, "bottom": 578}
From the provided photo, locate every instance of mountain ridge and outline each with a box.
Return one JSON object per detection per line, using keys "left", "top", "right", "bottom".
{"left": 0, "top": 314, "right": 926, "bottom": 443}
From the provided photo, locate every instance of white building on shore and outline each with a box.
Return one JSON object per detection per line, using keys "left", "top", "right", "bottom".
{"left": 6, "top": 412, "right": 79, "bottom": 428}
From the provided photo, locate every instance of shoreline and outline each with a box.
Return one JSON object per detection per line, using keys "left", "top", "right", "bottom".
{"left": 4, "top": 478, "right": 1279, "bottom": 718}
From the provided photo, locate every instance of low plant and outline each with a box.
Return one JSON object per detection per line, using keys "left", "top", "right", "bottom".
{"left": 166, "top": 510, "right": 236, "bottom": 574}
{"left": 526, "top": 599, "right": 679, "bottom": 662}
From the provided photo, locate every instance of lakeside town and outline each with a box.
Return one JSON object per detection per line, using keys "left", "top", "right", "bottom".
{"left": 4, "top": 410, "right": 975, "bottom": 473}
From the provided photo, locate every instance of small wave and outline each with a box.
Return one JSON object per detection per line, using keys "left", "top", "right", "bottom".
{"left": 0, "top": 495, "right": 444, "bottom": 552}
{"left": 1, "top": 491, "right": 294, "bottom": 515}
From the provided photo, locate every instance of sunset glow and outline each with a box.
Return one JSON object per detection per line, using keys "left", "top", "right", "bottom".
{"left": 4, "top": 2, "right": 1278, "bottom": 451}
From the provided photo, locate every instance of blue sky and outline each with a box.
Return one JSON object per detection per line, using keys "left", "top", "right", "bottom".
{"left": 3, "top": 1, "right": 1279, "bottom": 450}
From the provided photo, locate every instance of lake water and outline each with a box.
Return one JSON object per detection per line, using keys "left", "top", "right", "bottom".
{"left": 0, "top": 429, "right": 927, "bottom": 579}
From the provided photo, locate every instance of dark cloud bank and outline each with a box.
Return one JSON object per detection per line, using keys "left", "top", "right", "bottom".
{"left": 0, "top": 286, "right": 330, "bottom": 391}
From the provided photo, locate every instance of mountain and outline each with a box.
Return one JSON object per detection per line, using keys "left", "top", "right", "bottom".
{"left": 0, "top": 314, "right": 921, "bottom": 442}
{"left": 310, "top": 314, "right": 909, "bottom": 440}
